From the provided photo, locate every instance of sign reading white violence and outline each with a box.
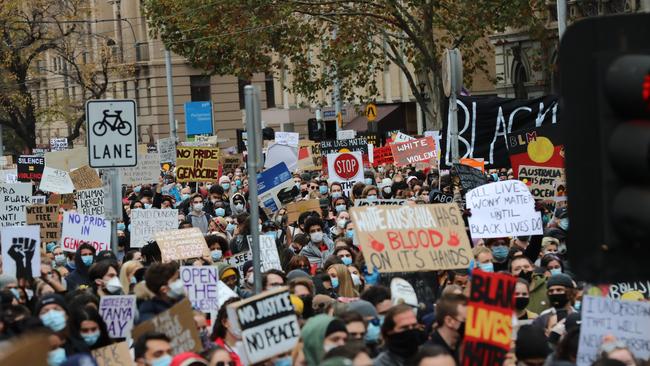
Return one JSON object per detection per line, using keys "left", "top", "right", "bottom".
{"left": 130, "top": 209, "right": 179, "bottom": 248}
{"left": 229, "top": 288, "right": 300, "bottom": 364}
{"left": 466, "top": 180, "right": 543, "bottom": 238}
{"left": 60, "top": 212, "right": 111, "bottom": 253}
{"left": 99, "top": 295, "right": 136, "bottom": 339}
{"left": 0, "top": 183, "right": 32, "bottom": 227}
{"left": 180, "top": 266, "right": 219, "bottom": 312}
{"left": 577, "top": 296, "right": 650, "bottom": 366}
{"left": 75, "top": 188, "right": 105, "bottom": 216}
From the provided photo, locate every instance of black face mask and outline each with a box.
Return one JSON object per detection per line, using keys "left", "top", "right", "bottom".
{"left": 456, "top": 321, "right": 465, "bottom": 338}
{"left": 549, "top": 293, "right": 569, "bottom": 309}
{"left": 518, "top": 270, "right": 533, "bottom": 283}
{"left": 515, "top": 297, "right": 530, "bottom": 311}
{"left": 386, "top": 329, "right": 425, "bottom": 358}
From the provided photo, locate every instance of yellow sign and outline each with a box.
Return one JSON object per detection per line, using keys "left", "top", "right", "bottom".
{"left": 337, "top": 112, "right": 343, "bottom": 128}
{"left": 366, "top": 103, "right": 377, "bottom": 122}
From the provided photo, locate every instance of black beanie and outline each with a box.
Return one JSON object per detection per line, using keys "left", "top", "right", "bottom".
{"left": 515, "top": 325, "right": 551, "bottom": 360}
{"left": 547, "top": 273, "right": 575, "bottom": 289}
{"left": 325, "top": 319, "right": 348, "bottom": 338}
{"left": 35, "top": 293, "right": 68, "bottom": 315}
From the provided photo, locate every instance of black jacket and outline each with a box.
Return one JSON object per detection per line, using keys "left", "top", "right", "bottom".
{"left": 137, "top": 297, "right": 176, "bottom": 324}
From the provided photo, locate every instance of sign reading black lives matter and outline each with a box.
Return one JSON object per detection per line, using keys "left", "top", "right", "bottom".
{"left": 227, "top": 287, "right": 300, "bottom": 364}
{"left": 86, "top": 99, "right": 138, "bottom": 168}
{"left": 320, "top": 137, "right": 369, "bottom": 155}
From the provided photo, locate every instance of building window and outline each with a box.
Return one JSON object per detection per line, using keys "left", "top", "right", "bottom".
{"left": 513, "top": 62, "right": 528, "bottom": 99}
{"left": 238, "top": 78, "right": 251, "bottom": 109}
{"left": 190, "top": 75, "right": 211, "bottom": 101}
{"left": 265, "top": 72, "right": 275, "bottom": 108}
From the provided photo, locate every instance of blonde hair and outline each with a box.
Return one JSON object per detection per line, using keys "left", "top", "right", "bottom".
{"left": 119, "top": 260, "right": 143, "bottom": 294}
{"left": 472, "top": 246, "right": 491, "bottom": 259}
{"left": 327, "top": 263, "right": 358, "bottom": 298}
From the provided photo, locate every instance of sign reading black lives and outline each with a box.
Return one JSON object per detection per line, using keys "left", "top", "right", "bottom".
{"left": 17, "top": 155, "right": 45, "bottom": 182}
{"left": 228, "top": 288, "right": 300, "bottom": 364}
{"left": 452, "top": 164, "right": 489, "bottom": 192}
{"left": 320, "top": 137, "right": 368, "bottom": 155}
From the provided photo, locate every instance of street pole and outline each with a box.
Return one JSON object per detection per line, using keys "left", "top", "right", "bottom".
{"left": 557, "top": 0, "right": 567, "bottom": 39}
{"left": 244, "top": 85, "right": 263, "bottom": 294}
{"left": 102, "top": 168, "right": 122, "bottom": 255}
{"left": 447, "top": 49, "right": 462, "bottom": 164}
{"left": 332, "top": 27, "right": 342, "bottom": 132}
{"left": 164, "top": 49, "right": 177, "bottom": 141}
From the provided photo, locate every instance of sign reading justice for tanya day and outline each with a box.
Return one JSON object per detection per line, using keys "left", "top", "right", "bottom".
{"left": 349, "top": 203, "right": 472, "bottom": 273}
{"left": 466, "top": 180, "right": 543, "bottom": 238}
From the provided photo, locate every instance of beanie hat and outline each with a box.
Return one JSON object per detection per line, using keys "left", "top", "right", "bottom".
{"left": 220, "top": 268, "right": 237, "bottom": 280}
{"left": 0, "top": 274, "right": 17, "bottom": 289}
{"left": 547, "top": 273, "right": 575, "bottom": 289}
{"left": 287, "top": 269, "right": 310, "bottom": 281}
{"left": 347, "top": 300, "right": 378, "bottom": 319}
{"left": 325, "top": 318, "right": 348, "bottom": 338}
{"left": 35, "top": 293, "right": 68, "bottom": 315}
{"left": 515, "top": 324, "right": 551, "bottom": 360}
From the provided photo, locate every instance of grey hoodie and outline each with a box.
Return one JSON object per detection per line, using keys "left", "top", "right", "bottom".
{"left": 300, "top": 235, "right": 335, "bottom": 268}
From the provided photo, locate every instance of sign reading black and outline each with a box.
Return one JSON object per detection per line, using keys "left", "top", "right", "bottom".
{"left": 452, "top": 164, "right": 488, "bottom": 192}
{"left": 440, "top": 95, "right": 560, "bottom": 169}
{"left": 17, "top": 155, "right": 45, "bottom": 182}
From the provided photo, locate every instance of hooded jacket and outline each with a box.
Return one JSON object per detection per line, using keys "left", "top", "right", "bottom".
{"left": 65, "top": 246, "right": 95, "bottom": 291}
{"left": 229, "top": 193, "right": 247, "bottom": 216}
{"left": 528, "top": 273, "right": 550, "bottom": 314}
{"left": 187, "top": 209, "right": 210, "bottom": 234}
{"left": 300, "top": 235, "right": 335, "bottom": 268}
{"left": 301, "top": 314, "right": 334, "bottom": 366}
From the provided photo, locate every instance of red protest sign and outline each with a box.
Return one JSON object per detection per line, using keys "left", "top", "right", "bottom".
{"left": 462, "top": 271, "right": 516, "bottom": 366}
{"left": 389, "top": 136, "right": 436, "bottom": 167}
{"left": 372, "top": 146, "right": 394, "bottom": 166}
{"left": 333, "top": 153, "right": 360, "bottom": 179}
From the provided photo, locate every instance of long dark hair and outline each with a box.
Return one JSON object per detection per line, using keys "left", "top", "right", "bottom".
{"left": 69, "top": 306, "right": 112, "bottom": 350}
{"left": 211, "top": 297, "right": 241, "bottom": 341}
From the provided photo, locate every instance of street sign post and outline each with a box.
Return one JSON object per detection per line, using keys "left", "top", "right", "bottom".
{"left": 86, "top": 100, "right": 138, "bottom": 169}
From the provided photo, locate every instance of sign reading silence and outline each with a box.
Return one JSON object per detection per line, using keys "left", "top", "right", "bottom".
{"left": 184, "top": 101, "right": 214, "bottom": 136}
{"left": 86, "top": 99, "right": 138, "bottom": 168}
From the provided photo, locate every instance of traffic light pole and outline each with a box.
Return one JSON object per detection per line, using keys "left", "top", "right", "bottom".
{"left": 165, "top": 49, "right": 178, "bottom": 142}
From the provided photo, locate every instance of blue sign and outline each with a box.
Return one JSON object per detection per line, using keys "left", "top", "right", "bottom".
{"left": 257, "top": 162, "right": 291, "bottom": 195}
{"left": 184, "top": 102, "right": 213, "bottom": 136}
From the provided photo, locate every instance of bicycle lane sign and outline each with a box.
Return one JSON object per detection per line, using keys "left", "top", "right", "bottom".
{"left": 86, "top": 99, "right": 138, "bottom": 168}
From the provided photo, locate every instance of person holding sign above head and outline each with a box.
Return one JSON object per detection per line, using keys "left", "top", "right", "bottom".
{"left": 137, "top": 262, "right": 185, "bottom": 324}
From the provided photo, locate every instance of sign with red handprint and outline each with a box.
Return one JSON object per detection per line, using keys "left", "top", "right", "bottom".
{"left": 1, "top": 225, "right": 41, "bottom": 279}
{"left": 349, "top": 203, "right": 472, "bottom": 273}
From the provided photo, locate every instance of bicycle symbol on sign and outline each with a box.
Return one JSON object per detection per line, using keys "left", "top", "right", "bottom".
{"left": 92, "top": 110, "right": 133, "bottom": 137}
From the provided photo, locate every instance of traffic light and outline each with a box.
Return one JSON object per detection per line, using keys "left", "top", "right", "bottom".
{"left": 561, "top": 13, "right": 650, "bottom": 282}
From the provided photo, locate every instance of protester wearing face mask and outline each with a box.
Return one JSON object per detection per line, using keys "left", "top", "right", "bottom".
{"left": 332, "top": 197, "right": 348, "bottom": 215}
{"left": 533, "top": 273, "right": 577, "bottom": 332}
{"left": 379, "top": 178, "right": 393, "bottom": 199}
{"left": 510, "top": 255, "right": 549, "bottom": 314}
{"left": 347, "top": 300, "right": 381, "bottom": 356}
{"left": 302, "top": 315, "right": 349, "bottom": 365}
{"left": 374, "top": 304, "right": 427, "bottom": 366}
{"left": 36, "top": 294, "right": 90, "bottom": 358}
{"left": 211, "top": 297, "right": 245, "bottom": 366}
{"left": 71, "top": 307, "right": 111, "bottom": 350}
{"left": 423, "top": 293, "right": 467, "bottom": 365}
{"left": 65, "top": 243, "right": 96, "bottom": 291}
{"left": 330, "top": 211, "right": 350, "bottom": 237}
{"left": 327, "top": 264, "right": 358, "bottom": 298}
{"left": 218, "top": 175, "right": 232, "bottom": 196}
{"left": 137, "top": 262, "right": 185, "bottom": 323}
{"left": 472, "top": 246, "right": 494, "bottom": 273}
{"left": 186, "top": 194, "right": 211, "bottom": 234}
{"left": 205, "top": 184, "right": 231, "bottom": 218}
{"left": 300, "top": 217, "right": 335, "bottom": 268}
{"left": 88, "top": 261, "right": 122, "bottom": 296}
{"left": 230, "top": 192, "right": 247, "bottom": 216}
{"left": 330, "top": 183, "right": 345, "bottom": 201}
{"left": 515, "top": 278, "right": 538, "bottom": 320}
{"left": 119, "top": 260, "right": 143, "bottom": 295}
{"left": 541, "top": 254, "right": 564, "bottom": 278}
{"left": 134, "top": 331, "right": 174, "bottom": 366}
{"left": 334, "top": 247, "right": 355, "bottom": 267}
{"left": 485, "top": 238, "right": 509, "bottom": 272}
{"left": 535, "top": 236, "right": 560, "bottom": 266}
{"left": 51, "top": 246, "right": 66, "bottom": 269}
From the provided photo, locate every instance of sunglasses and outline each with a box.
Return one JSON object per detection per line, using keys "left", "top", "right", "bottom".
{"left": 215, "top": 363, "right": 236, "bottom": 366}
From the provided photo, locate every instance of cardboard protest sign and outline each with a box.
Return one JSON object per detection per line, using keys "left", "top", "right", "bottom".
{"left": 430, "top": 192, "right": 454, "bottom": 204}
{"left": 228, "top": 287, "right": 300, "bottom": 364}
{"left": 372, "top": 145, "right": 394, "bottom": 166}
{"left": 176, "top": 146, "right": 220, "bottom": 182}
{"left": 48, "top": 192, "right": 75, "bottom": 210}
{"left": 26, "top": 204, "right": 60, "bottom": 242}
{"left": 130, "top": 209, "right": 179, "bottom": 248}
{"left": 155, "top": 227, "right": 210, "bottom": 262}
{"left": 99, "top": 295, "right": 137, "bottom": 339}
{"left": 264, "top": 143, "right": 298, "bottom": 173}
{"left": 1, "top": 225, "right": 41, "bottom": 279}
{"left": 92, "top": 342, "right": 134, "bottom": 366}
{"left": 577, "top": 296, "right": 650, "bottom": 366}
{"left": 257, "top": 162, "right": 297, "bottom": 213}
{"left": 0, "top": 155, "right": 11, "bottom": 168}
{"left": 517, "top": 165, "right": 564, "bottom": 199}
{"left": 221, "top": 154, "right": 243, "bottom": 172}
{"left": 390, "top": 137, "right": 436, "bottom": 167}
{"left": 297, "top": 141, "right": 322, "bottom": 171}
{"left": 393, "top": 131, "right": 415, "bottom": 143}
{"left": 60, "top": 211, "right": 111, "bottom": 253}
{"left": 39, "top": 166, "right": 75, "bottom": 194}
{"left": 228, "top": 251, "right": 253, "bottom": 285}
{"left": 119, "top": 152, "right": 162, "bottom": 185}
{"left": 31, "top": 196, "right": 46, "bottom": 204}
{"left": 466, "top": 180, "right": 543, "bottom": 238}
{"left": 180, "top": 266, "right": 219, "bottom": 312}
{"left": 45, "top": 147, "right": 88, "bottom": 171}
{"left": 75, "top": 188, "right": 105, "bottom": 216}
{"left": 0, "top": 183, "right": 32, "bottom": 227}
{"left": 49, "top": 137, "right": 68, "bottom": 151}
{"left": 285, "top": 200, "right": 320, "bottom": 223}
{"left": 157, "top": 137, "right": 177, "bottom": 164}
{"left": 337, "top": 130, "right": 356, "bottom": 140}
{"left": 452, "top": 163, "right": 488, "bottom": 192}
{"left": 131, "top": 298, "right": 202, "bottom": 354}
{"left": 508, "top": 124, "right": 564, "bottom": 177}
{"left": 274, "top": 132, "right": 299, "bottom": 147}
{"left": 17, "top": 155, "right": 45, "bottom": 182}
{"left": 245, "top": 236, "right": 283, "bottom": 272}
{"left": 69, "top": 165, "right": 103, "bottom": 190}
{"left": 354, "top": 199, "right": 406, "bottom": 207}
{"left": 327, "top": 152, "right": 364, "bottom": 196}
{"left": 0, "top": 333, "right": 49, "bottom": 366}
{"left": 350, "top": 203, "right": 473, "bottom": 273}
{"left": 462, "top": 271, "right": 516, "bottom": 366}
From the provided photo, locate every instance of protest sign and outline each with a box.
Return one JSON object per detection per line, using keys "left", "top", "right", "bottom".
{"left": 45, "top": 147, "right": 88, "bottom": 171}
{"left": 466, "top": 180, "right": 543, "bottom": 238}
{"left": 130, "top": 209, "right": 179, "bottom": 248}
{"left": 297, "top": 141, "right": 322, "bottom": 171}
{"left": 390, "top": 137, "right": 436, "bottom": 167}
{"left": 452, "top": 163, "right": 489, "bottom": 192}
{"left": 48, "top": 192, "right": 75, "bottom": 210}
{"left": 75, "top": 188, "right": 105, "bottom": 216}
{"left": 227, "top": 251, "right": 253, "bottom": 286}
{"left": 372, "top": 145, "right": 394, "bottom": 166}
{"left": 320, "top": 137, "right": 369, "bottom": 156}
{"left": 221, "top": 154, "right": 243, "bottom": 172}
{"left": 245, "top": 236, "right": 283, "bottom": 272}
{"left": 69, "top": 165, "right": 103, "bottom": 190}
{"left": 327, "top": 152, "right": 364, "bottom": 196}
{"left": 274, "top": 131, "right": 299, "bottom": 147}
{"left": 180, "top": 266, "right": 219, "bottom": 312}
{"left": 99, "top": 295, "right": 136, "bottom": 339}
{"left": 517, "top": 165, "right": 564, "bottom": 200}
{"left": 606, "top": 281, "right": 650, "bottom": 300}
{"left": 157, "top": 137, "right": 177, "bottom": 164}
{"left": 350, "top": 203, "right": 472, "bottom": 273}
{"left": 462, "top": 271, "right": 516, "bottom": 366}
{"left": 120, "top": 153, "right": 162, "bottom": 185}
{"left": 460, "top": 158, "right": 485, "bottom": 172}
{"left": 430, "top": 192, "right": 454, "bottom": 204}
{"left": 0, "top": 155, "right": 12, "bottom": 168}
{"left": 393, "top": 131, "right": 415, "bottom": 143}
{"left": 0, "top": 333, "right": 49, "bottom": 366}
{"left": 390, "top": 278, "right": 418, "bottom": 307}
{"left": 337, "top": 130, "right": 356, "bottom": 140}
{"left": 49, "top": 137, "right": 68, "bottom": 151}
{"left": 285, "top": 200, "right": 320, "bottom": 223}
{"left": 26, "top": 204, "right": 60, "bottom": 242}
{"left": 508, "top": 124, "right": 564, "bottom": 177}
{"left": 39, "top": 166, "right": 75, "bottom": 194}
{"left": 17, "top": 155, "right": 45, "bottom": 182}
{"left": 132, "top": 298, "right": 202, "bottom": 354}
{"left": 0, "top": 183, "right": 31, "bottom": 227}
{"left": 257, "top": 162, "right": 297, "bottom": 213}
{"left": 176, "top": 146, "right": 220, "bottom": 182}
{"left": 60, "top": 211, "right": 111, "bottom": 253}
{"left": 0, "top": 168, "right": 17, "bottom": 183}
{"left": 155, "top": 227, "right": 210, "bottom": 262}
{"left": 354, "top": 199, "right": 407, "bottom": 207}
{"left": 264, "top": 143, "right": 299, "bottom": 173}
{"left": 1, "top": 225, "right": 41, "bottom": 279}
{"left": 31, "top": 196, "right": 46, "bottom": 204}
{"left": 228, "top": 287, "right": 300, "bottom": 364}
{"left": 577, "top": 296, "right": 650, "bottom": 366}
{"left": 92, "top": 342, "right": 134, "bottom": 366}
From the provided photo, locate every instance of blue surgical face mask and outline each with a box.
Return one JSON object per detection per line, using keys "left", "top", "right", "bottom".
{"left": 117, "top": 222, "right": 126, "bottom": 231}
{"left": 364, "top": 178, "right": 373, "bottom": 185}
{"left": 478, "top": 262, "right": 494, "bottom": 273}
{"left": 559, "top": 218, "right": 569, "bottom": 231}
{"left": 366, "top": 194, "right": 377, "bottom": 201}
{"left": 215, "top": 207, "right": 225, "bottom": 217}
{"left": 81, "top": 330, "right": 101, "bottom": 346}
{"left": 335, "top": 204, "right": 347, "bottom": 213}
{"left": 331, "top": 191, "right": 342, "bottom": 199}
{"left": 274, "top": 356, "right": 293, "bottom": 366}
{"left": 226, "top": 223, "right": 236, "bottom": 233}
{"left": 10, "top": 288, "right": 21, "bottom": 300}
{"left": 235, "top": 180, "right": 242, "bottom": 187}
{"left": 54, "top": 254, "right": 66, "bottom": 266}
{"left": 365, "top": 322, "right": 381, "bottom": 343}
{"left": 134, "top": 186, "right": 142, "bottom": 193}
{"left": 48, "top": 347, "right": 66, "bottom": 366}
{"left": 211, "top": 249, "right": 223, "bottom": 261}
{"left": 144, "top": 203, "right": 152, "bottom": 209}
{"left": 492, "top": 246, "right": 509, "bottom": 262}
{"left": 574, "top": 300, "right": 581, "bottom": 311}
{"left": 130, "top": 276, "right": 137, "bottom": 285}
{"left": 341, "top": 257, "right": 353, "bottom": 266}
{"left": 266, "top": 231, "right": 277, "bottom": 239}
{"left": 222, "top": 183, "right": 230, "bottom": 191}
{"left": 550, "top": 268, "right": 562, "bottom": 276}
{"left": 181, "top": 193, "right": 191, "bottom": 201}
{"left": 40, "top": 309, "right": 67, "bottom": 332}
{"left": 346, "top": 230, "right": 355, "bottom": 239}
{"left": 318, "top": 185, "right": 328, "bottom": 195}
{"left": 331, "top": 277, "right": 339, "bottom": 289}
{"left": 81, "top": 255, "right": 94, "bottom": 267}
{"left": 151, "top": 354, "right": 173, "bottom": 366}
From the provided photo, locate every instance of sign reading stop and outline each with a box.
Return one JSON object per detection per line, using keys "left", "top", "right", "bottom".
{"left": 333, "top": 153, "right": 359, "bottom": 179}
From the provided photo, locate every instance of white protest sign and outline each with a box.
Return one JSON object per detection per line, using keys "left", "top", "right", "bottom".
{"left": 130, "top": 209, "right": 179, "bottom": 248}
{"left": 246, "top": 236, "right": 282, "bottom": 272}
{"left": 227, "top": 251, "right": 252, "bottom": 286}
{"left": 229, "top": 288, "right": 300, "bottom": 364}
{"left": 274, "top": 132, "right": 299, "bottom": 147}
{"left": 180, "top": 266, "right": 219, "bottom": 312}
{"left": 0, "top": 183, "right": 32, "bottom": 227}
{"left": 119, "top": 153, "right": 161, "bottom": 185}
{"left": 326, "top": 151, "right": 364, "bottom": 196}
{"left": 49, "top": 138, "right": 68, "bottom": 151}
{"left": 466, "top": 180, "right": 543, "bottom": 238}
{"left": 60, "top": 211, "right": 111, "bottom": 253}
{"left": 263, "top": 143, "right": 298, "bottom": 173}
{"left": 1, "top": 225, "right": 41, "bottom": 279}
{"left": 99, "top": 295, "right": 136, "bottom": 339}
{"left": 157, "top": 137, "right": 176, "bottom": 164}
{"left": 75, "top": 188, "right": 105, "bottom": 216}
{"left": 577, "top": 296, "right": 650, "bottom": 366}
{"left": 390, "top": 278, "right": 418, "bottom": 307}
{"left": 337, "top": 130, "right": 356, "bottom": 140}
{"left": 0, "top": 168, "right": 17, "bottom": 183}
{"left": 31, "top": 196, "right": 46, "bottom": 204}
{"left": 39, "top": 166, "right": 75, "bottom": 194}
{"left": 393, "top": 131, "right": 415, "bottom": 143}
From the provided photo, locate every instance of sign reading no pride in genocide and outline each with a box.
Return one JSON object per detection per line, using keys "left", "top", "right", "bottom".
{"left": 228, "top": 287, "right": 300, "bottom": 364}
{"left": 175, "top": 146, "right": 220, "bottom": 182}
{"left": 60, "top": 211, "right": 111, "bottom": 253}
{"left": 349, "top": 203, "right": 472, "bottom": 273}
